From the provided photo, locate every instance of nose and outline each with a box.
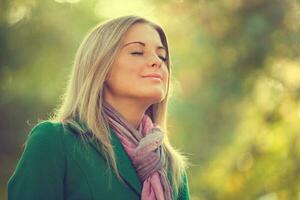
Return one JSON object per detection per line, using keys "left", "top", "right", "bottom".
{"left": 148, "top": 54, "right": 162, "bottom": 68}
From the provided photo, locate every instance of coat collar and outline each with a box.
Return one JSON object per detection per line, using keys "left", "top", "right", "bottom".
{"left": 70, "top": 119, "right": 142, "bottom": 195}
{"left": 68, "top": 118, "right": 177, "bottom": 198}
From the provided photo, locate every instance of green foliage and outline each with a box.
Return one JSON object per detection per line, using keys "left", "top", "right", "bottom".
{"left": 1, "top": 0, "right": 300, "bottom": 199}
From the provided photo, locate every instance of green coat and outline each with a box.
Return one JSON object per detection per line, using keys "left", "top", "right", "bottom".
{"left": 8, "top": 120, "right": 190, "bottom": 200}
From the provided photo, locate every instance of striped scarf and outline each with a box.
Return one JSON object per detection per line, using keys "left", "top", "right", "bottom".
{"left": 103, "top": 101, "right": 173, "bottom": 200}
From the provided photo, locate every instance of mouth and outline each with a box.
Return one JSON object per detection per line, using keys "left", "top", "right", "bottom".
{"left": 142, "top": 73, "right": 163, "bottom": 81}
{"left": 142, "top": 77, "right": 162, "bottom": 82}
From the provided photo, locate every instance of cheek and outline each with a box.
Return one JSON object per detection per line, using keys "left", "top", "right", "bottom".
{"left": 107, "top": 63, "right": 143, "bottom": 92}
{"left": 119, "top": 58, "right": 143, "bottom": 76}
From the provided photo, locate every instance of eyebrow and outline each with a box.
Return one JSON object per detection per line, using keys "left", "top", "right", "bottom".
{"left": 122, "top": 41, "right": 166, "bottom": 51}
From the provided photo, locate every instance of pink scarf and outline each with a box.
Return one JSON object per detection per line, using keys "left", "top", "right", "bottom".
{"left": 103, "top": 101, "right": 173, "bottom": 200}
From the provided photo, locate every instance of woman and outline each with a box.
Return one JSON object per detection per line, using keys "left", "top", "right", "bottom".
{"left": 8, "top": 15, "right": 190, "bottom": 200}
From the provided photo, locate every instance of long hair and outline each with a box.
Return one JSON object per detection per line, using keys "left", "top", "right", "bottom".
{"left": 49, "top": 15, "right": 188, "bottom": 192}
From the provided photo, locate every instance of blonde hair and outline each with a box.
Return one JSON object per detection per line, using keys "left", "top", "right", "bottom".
{"left": 50, "top": 15, "right": 188, "bottom": 192}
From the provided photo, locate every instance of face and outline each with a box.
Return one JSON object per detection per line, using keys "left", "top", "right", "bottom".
{"left": 104, "top": 23, "right": 169, "bottom": 105}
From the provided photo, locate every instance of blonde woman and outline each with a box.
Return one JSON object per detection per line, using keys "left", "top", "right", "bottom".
{"left": 8, "top": 15, "right": 190, "bottom": 200}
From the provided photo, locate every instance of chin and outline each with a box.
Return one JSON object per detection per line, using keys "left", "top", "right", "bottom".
{"left": 143, "top": 92, "right": 165, "bottom": 104}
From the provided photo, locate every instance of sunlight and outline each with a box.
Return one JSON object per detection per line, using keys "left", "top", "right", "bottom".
{"left": 54, "top": 0, "right": 81, "bottom": 3}
{"left": 7, "top": 5, "right": 28, "bottom": 25}
{"left": 94, "top": 0, "right": 158, "bottom": 22}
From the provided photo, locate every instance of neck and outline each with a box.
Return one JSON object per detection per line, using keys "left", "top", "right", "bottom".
{"left": 104, "top": 97, "right": 150, "bottom": 129}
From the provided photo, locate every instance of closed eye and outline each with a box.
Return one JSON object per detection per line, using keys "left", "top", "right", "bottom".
{"left": 158, "top": 56, "right": 167, "bottom": 62}
{"left": 131, "top": 52, "right": 167, "bottom": 62}
{"left": 131, "top": 52, "right": 143, "bottom": 55}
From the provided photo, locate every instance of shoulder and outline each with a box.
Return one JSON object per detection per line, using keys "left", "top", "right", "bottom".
{"left": 7, "top": 120, "right": 66, "bottom": 199}
{"left": 25, "top": 120, "right": 84, "bottom": 146}
{"left": 24, "top": 120, "right": 88, "bottom": 158}
{"left": 27, "top": 120, "right": 64, "bottom": 137}
{"left": 20, "top": 120, "right": 67, "bottom": 163}
{"left": 8, "top": 120, "right": 67, "bottom": 185}
{"left": 25, "top": 120, "right": 65, "bottom": 150}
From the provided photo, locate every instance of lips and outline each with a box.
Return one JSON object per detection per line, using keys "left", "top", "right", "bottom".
{"left": 142, "top": 73, "right": 162, "bottom": 80}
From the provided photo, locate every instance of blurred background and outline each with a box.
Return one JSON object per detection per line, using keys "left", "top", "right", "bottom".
{"left": 1, "top": 0, "right": 300, "bottom": 199}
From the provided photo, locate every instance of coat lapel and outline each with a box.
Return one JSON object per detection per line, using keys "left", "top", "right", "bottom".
{"left": 72, "top": 120, "right": 142, "bottom": 195}
{"left": 109, "top": 128, "right": 142, "bottom": 194}
{"left": 69, "top": 119, "right": 178, "bottom": 199}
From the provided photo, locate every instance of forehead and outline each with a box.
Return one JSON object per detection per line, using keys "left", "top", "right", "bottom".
{"left": 122, "top": 23, "right": 163, "bottom": 46}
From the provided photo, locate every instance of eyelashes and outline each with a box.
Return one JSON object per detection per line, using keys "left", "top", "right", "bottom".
{"left": 131, "top": 52, "right": 143, "bottom": 55}
{"left": 131, "top": 52, "right": 167, "bottom": 62}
